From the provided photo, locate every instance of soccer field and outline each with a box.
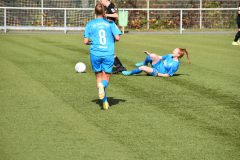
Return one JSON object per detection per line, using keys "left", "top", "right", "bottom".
{"left": 0, "top": 33, "right": 240, "bottom": 160}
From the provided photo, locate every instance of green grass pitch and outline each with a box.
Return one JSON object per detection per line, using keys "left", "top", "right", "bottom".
{"left": 0, "top": 33, "right": 240, "bottom": 160}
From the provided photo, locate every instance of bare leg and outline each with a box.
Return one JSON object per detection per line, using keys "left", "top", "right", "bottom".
{"left": 95, "top": 72, "right": 103, "bottom": 84}
{"left": 95, "top": 71, "right": 111, "bottom": 83}
{"left": 95, "top": 72, "right": 105, "bottom": 100}
{"left": 139, "top": 66, "right": 154, "bottom": 75}
{"left": 102, "top": 71, "right": 111, "bottom": 82}
{"left": 149, "top": 54, "right": 161, "bottom": 65}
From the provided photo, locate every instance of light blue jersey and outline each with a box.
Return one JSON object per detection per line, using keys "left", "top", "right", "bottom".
{"left": 84, "top": 18, "right": 121, "bottom": 57}
{"left": 153, "top": 54, "right": 180, "bottom": 76}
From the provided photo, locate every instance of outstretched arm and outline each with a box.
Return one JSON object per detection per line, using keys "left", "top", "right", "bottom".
{"left": 157, "top": 73, "right": 170, "bottom": 77}
{"left": 138, "top": 66, "right": 170, "bottom": 77}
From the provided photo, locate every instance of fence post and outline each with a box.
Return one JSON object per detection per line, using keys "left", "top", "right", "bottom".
{"left": 147, "top": 0, "right": 149, "bottom": 30}
{"left": 4, "top": 8, "right": 6, "bottom": 33}
{"left": 64, "top": 9, "right": 67, "bottom": 34}
{"left": 122, "top": 9, "right": 125, "bottom": 34}
{"left": 94, "top": 0, "right": 97, "bottom": 18}
{"left": 180, "top": 9, "right": 183, "bottom": 34}
{"left": 41, "top": 0, "right": 43, "bottom": 26}
{"left": 200, "top": 0, "right": 202, "bottom": 29}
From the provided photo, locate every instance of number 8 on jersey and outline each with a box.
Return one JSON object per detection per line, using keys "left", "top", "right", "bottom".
{"left": 99, "top": 29, "right": 106, "bottom": 45}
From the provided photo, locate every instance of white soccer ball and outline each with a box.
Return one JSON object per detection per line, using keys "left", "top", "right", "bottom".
{"left": 75, "top": 62, "right": 86, "bottom": 73}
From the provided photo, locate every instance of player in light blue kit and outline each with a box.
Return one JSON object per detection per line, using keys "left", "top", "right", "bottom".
{"left": 84, "top": 3, "right": 121, "bottom": 110}
{"left": 122, "top": 48, "right": 190, "bottom": 77}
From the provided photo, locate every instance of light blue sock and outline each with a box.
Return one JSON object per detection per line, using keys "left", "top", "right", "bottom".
{"left": 101, "top": 80, "right": 108, "bottom": 103}
{"left": 102, "top": 93, "right": 107, "bottom": 103}
{"left": 101, "top": 80, "right": 108, "bottom": 88}
{"left": 131, "top": 68, "right": 142, "bottom": 75}
{"left": 135, "top": 55, "right": 152, "bottom": 67}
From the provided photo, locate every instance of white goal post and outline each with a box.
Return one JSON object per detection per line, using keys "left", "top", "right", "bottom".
{"left": 0, "top": 7, "right": 95, "bottom": 33}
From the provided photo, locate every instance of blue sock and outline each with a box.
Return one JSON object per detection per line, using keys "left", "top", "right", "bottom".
{"left": 101, "top": 80, "right": 108, "bottom": 103}
{"left": 101, "top": 80, "right": 108, "bottom": 88}
{"left": 131, "top": 68, "right": 142, "bottom": 75}
{"left": 144, "top": 55, "right": 152, "bottom": 65}
{"left": 102, "top": 93, "right": 108, "bottom": 103}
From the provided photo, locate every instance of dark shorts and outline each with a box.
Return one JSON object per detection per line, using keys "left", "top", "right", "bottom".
{"left": 237, "top": 16, "right": 240, "bottom": 28}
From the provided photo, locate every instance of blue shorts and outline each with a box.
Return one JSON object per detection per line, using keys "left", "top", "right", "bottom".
{"left": 151, "top": 61, "right": 161, "bottom": 76}
{"left": 90, "top": 54, "right": 114, "bottom": 73}
{"left": 151, "top": 68, "right": 158, "bottom": 76}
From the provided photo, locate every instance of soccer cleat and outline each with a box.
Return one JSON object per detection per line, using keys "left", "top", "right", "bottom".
{"left": 103, "top": 101, "right": 109, "bottom": 110}
{"left": 232, "top": 41, "right": 239, "bottom": 45}
{"left": 135, "top": 61, "right": 145, "bottom": 67}
{"left": 98, "top": 83, "right": 105, "bottom": 100}
{"left": 122, "top": 71, "right": 132, "bottom": 76}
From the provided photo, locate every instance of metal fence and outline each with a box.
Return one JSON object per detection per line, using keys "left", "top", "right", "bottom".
{"left": 120, "top": 8, "right": 238, "bottom": 34}
{"left": 0, "top": 7, "right": 238, "bottom": 34}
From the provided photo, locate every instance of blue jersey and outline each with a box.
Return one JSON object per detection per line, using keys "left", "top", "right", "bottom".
{"left": 84, "top": 18, "right": 121, "bottom": 56}
{"left": 155, "top": 54, "right": 180, "bottom": 76}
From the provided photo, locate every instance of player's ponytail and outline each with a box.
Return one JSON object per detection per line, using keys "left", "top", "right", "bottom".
{"left": 179, "top": 48, "right": 191, "bottom": 64}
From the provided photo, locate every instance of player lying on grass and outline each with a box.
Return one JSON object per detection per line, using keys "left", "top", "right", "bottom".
{"left": 122, "top": 48, "right": 190, "bottom": 77}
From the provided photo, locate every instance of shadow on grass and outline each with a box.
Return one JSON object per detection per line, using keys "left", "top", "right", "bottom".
{"left": 116, "top": 73, "right": 188, "bottom": 77}
{"left": 91, "top": 97, "right": 126, "bottom": 108}
{"left": 172, "top": 73, "right": 189, "bottom": 77}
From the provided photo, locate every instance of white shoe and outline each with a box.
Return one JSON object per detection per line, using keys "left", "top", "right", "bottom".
{"left": 103, "top": 101, "right": 109, "bottom": 110}
{"left": 232, "top": 41, "right": 239, "bottom": 45}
